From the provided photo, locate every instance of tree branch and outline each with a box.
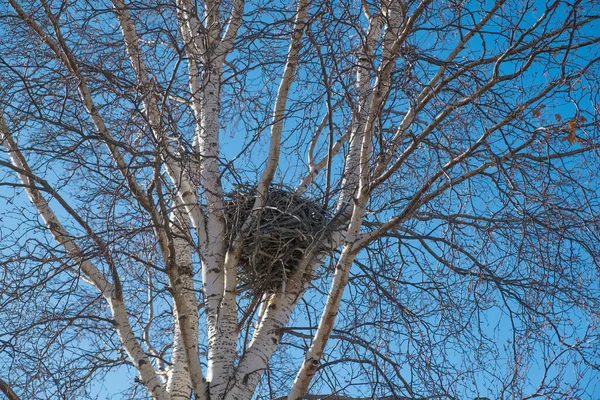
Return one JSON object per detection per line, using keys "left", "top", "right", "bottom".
{"left": 255, "top": 0, "right": 309, "bottom": 202}
{"left": 0, "top": 377, "right": 21, "bottom": 400}
{"left": 0, "top": 113, "right": 168, "bottom": 400}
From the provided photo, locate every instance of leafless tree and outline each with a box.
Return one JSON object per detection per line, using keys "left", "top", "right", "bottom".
{"left": 1, "top": 0, "right": 599, "bottom": 399}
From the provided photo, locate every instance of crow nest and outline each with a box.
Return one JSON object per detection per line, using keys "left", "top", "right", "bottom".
{"left": 223, "top": 185, "right": 330, "bottom": 292}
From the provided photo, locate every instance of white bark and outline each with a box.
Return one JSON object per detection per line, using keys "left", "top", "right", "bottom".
{"left": 225, "top": 255, "right": 322, "bottom": 400}
{"left": 210, "top": 2, "right": 309, "bottom": 397}
{"left": 110, "top": 299, "right": 169, "bottom": 400}
{"left": 255, "top": 0, "right": 309, "bottom": 202}
{"left": 168, "top": 314, "right": 193, "bottom": 400}
{"left": 195, "top": 55, "right": 231, "bottom": 400}
{"left": 167, "top": 211, "right": 199, "bottom": 400}
{"left": 287, "top": 150, "right": 370, "bottom": 400}
{"left": 334, "top": 12, "right": 383, "bottom": 215}
{"left": 175, "top": 5, "right": 237, "bottom": 394}
{"left": 285, "top": 248, "right": 361, "bottom": 400}
{"left": 224, "top": 291, "right": 294, "bottom": 400}
{"left": 176, "top": 18, "right": 231, "bottom": 395}
{"left": 289, "top": 3, "right": 533, "bottom": 395}
{"left": 176, "top": 0, "right": 255, "bottom": 396}
{"left": 176, "top": 0, "right": 207, "bottom": 57}
{"left": 8, "top": 0, "right": 157, "bottom": 217}
{"left": 219, "top": 0, "right": 246, "bottom": 55}
{"left": 110, "top": 5, "right": 212, "bottom": 397}
{"left": 288, "top": 2, "right": 437, "bottom": 394}
{"left": 110, "top": 0, "right": 207, "bottom": 236}
{"left": 0, "top": 114, "right": 168, "bottom": 400}
{"left": 2, "top": 1, "right": 599, "bottom": 399}
{"left": 205, "top": 247, "right": 240, "bottom": 397}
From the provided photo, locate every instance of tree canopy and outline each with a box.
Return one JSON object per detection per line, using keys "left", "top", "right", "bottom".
{"left": 1, "top": 0, "right": 599, "bottom": 399}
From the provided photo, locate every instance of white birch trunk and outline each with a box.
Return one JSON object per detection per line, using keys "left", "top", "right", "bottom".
{"left": 0, "top": 115, "right": 168, "bottom": 400}
{"left": 176, "top": 23, "right": 231, "bottom": 395}
{"left": 255, "top": 0, "right": 308, "bottom": 200}
{"left": 109, "top": 5, "right": 213, "bottom": 397}
{"left": 110, "top": 0, "right": 208, "bottom": 248}
{"left": 224, "top": 255, "right": 323, "bottom": 400}
{"left": 166, "top": 211, "right": 200, "bottom": 400}
{"left": 198, "top": 67, "right": 238, "bottom": 400}
{"left": 287, "top": 189, "right": 369, "bottom": 398}
{"left": 176, "top": 1, "right": 251, "bottom": 397}
{"left": 334, "top": 12, "right": 383, "bottom": 215}
{"left": 167, "top": 315, "right": 193, "bottom": 400}
{"left": 286, "top": 3, "right": 409, "bottom": 391}
{"left": 207, "top": 0, "right": 309, "bottom": 396}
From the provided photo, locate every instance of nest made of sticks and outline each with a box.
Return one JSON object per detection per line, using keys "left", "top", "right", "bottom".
{"left": 224, "top": 184, "right": 330, "bottom": 292}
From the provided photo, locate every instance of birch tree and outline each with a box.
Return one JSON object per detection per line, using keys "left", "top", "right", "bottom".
{"left": 1, "top": 0, "right": 600, "bottom": 399}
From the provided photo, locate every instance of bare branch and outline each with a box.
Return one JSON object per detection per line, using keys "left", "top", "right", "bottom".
{"left": 0, "top": 377, "right": 21, "bottom": 400}
{"left": 0, "top": 113, "right": 168, "bottom": 400}
{"left": 256, "top": 0, "right": 309, "bottom": 202}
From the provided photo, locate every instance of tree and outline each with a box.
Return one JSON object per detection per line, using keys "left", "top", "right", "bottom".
{"left": 1, "top": 0, "right": 599, "bottom": 398}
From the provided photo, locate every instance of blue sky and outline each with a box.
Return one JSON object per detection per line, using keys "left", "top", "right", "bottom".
{"left": 1, "top": 0, "right": 600, "bottom": 398}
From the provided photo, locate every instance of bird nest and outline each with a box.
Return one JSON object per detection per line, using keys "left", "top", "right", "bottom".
{"left": 224, "top": 185, "right": 330, "bottom": 292}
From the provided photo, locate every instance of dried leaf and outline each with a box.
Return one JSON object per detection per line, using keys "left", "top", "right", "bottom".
{"left": 532, "top": 104, "right": 545, "bottom": 118}
{"left": 554, "top": 114, "right": 562, "bottom": 122}
{"left": 564, "top": 117, "right": 584, "bottom": 145}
